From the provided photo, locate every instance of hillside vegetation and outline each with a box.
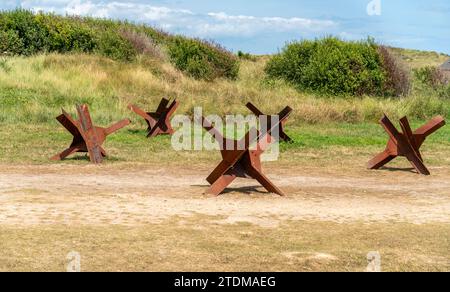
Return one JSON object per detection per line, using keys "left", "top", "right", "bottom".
{"left": 0, "top": 9, "right": 238, "bottom": 81}
{"left": 0, "top": 9, "right": 449, "bottom": 127}
{"left": 1, "top": 52, "right": 448, "bottom": 125}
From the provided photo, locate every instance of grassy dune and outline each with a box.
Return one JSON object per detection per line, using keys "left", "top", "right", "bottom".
{"left": 390, "top": 47, "right": 449, "bottom": 69}
{"left": 0, "top": 50, "right": 449, "bottom": 127}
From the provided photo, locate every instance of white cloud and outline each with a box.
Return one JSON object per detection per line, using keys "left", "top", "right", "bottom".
{"left": 65, "top": 0, "right": 103, "bottom": 16}
{"left": 19, "top": 0, "right": 337, "bottom": 38}
{"left": 205, "top": 12, "right": 336, "bottom": 36}
{"left": 208, "top": 12, "right": 335, "bottom": 30}
{"left": 61, "top": 1, "right": 194, "bottom": 21}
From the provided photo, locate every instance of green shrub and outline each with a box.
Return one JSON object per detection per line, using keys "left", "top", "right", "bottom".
{"left": 35, "top": 14, "right": 96, "bottom": 53}
{"left": 413, "top": 66, "right": 450, "bottom": 99}
{"left": 168, "top": 36, "right": 239, "bottom": 80}
{"left": 266, "top": 37, "right": 408, "bottom": 97}
{"left": 413, "top": 66, "right": 448, "bottom": 88}
{"left": 440, "top": 86, "right": 450, "bottom": 99}
{"left": 265, "top": 40, "right": 317, "bottom": 86}
{"left": 0, "top": 9, "right": 52, "bottom": 55}
{"left": 95, "top": 30, "right": 136, "bottom": 61}
{"left": 0, "top": 30, "right": 24, "bottom": 55}
{"left": 237, "top": 50, "right": 256, "bottom": 61}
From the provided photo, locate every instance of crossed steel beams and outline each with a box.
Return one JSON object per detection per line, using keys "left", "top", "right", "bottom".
{"left": 128, "top": 98, "right": 179, "bottom": 138}
{"left": 200, "top": 106, "right": 293, "bottom": 196}
{"left": 51, "top": 104, "right": 130, "bottom": 164}
{"left": 368, "top": 114, "right": 445, "bottom": 175}
{"left": 246, "top": 102, "right": 292, "bottom": 142}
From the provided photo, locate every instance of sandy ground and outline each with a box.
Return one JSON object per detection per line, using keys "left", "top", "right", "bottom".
{"left": 0, "top": 164, "right": 449, "bottom": 227}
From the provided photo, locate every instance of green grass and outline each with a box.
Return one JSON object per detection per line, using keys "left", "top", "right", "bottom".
{"left": 1, "top": 121, "right": 449, "bottom": 167}
{"left": 283, "top": 121, "right": 450, "bottom": 149}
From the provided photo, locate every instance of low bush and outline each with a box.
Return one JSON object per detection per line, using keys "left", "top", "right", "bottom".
{"left": 120, "top": 29, "right": 165, "bottom": 60}
{"left": 95, "top": 30, "right": 136, "bottom": 62}
{"left": 266, "top": 37, "right": 410, "bottom": 97}
{"left": 0, "top": 9, "right": 49, "bottom": 55}
{"left": 237, "top": 50, "right": 257, "bottom": 61}
{"left": 378, "top": 46, "right": 411, "bottom": 96}
{"left": 168, "top": 37, "right": 239, "bottom": 80}
{"left": 35, "top": 14, "right": 96, "bottom": 53}
{"left": 413, "top": 66, "right": 450, "bottom": 99}
{"left": 0, "top": 29, "right": 24, "bottom": 55}
{"left": 413, "top": 66, "right": 448, "bottom": 88}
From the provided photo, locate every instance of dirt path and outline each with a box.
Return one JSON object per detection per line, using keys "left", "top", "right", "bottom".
{"left": 0, "top": 164, "right": 449, "bottom": 227}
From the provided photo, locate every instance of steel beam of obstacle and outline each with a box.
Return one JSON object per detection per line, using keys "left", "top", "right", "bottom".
{"left": 246, "top": 102, "right": 293, "bottom": 142}
{"left": 200, "top": 106, "right": 293, "bottom": 196}
{"left": 128, "top": 98, "right": 179, "bottom": 138}
{"left": 368, "top": 114, "right": 445, "bottom": 175}
{"left": 51, "top": 104, "right": 130, "bottom": 164}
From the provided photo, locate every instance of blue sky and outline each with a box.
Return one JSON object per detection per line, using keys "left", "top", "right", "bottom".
{"left": 1, "top": 0, "right": 449, "bottom": 54}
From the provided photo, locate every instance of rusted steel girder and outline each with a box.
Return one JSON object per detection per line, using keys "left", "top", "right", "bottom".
{"left": 128, "top": 98, "right": 179, "bottom": 138}
{"left": 51, "top": 104, "right": 130, "bottom": 164}
{"left": 368, "top": 114, "right": 445, "bottom": 175}
{"left": 246, "top": 102, "right": 293, "bottom": 142}
{"left": 199, "top": 106, "right": 293, "bottom": 196}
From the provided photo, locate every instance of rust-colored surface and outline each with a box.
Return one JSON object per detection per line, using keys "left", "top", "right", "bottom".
{"left": 51, "top": 104, "right": 131, "bottom": 164}
{"left": 368, "top": 114, "right": 446, "bottom": 175}
{"left": 200, "top": 106, "right": 293, "bottom": 196}
{"left": 246, "top": 102, "right": 293, "bottom": 142}
{"left": 128, "top": 98, "right": 179, "bottom": 138}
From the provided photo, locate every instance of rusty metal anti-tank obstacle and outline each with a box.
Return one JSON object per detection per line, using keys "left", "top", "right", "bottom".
{"left": 199, "top": 106, "right": 293, "bottom": 196}
{"left": 128, "top": 98, "right": 179, "bottom": 138}
{"left": 246, "top": 102, "right": 293, "bottom": 142}
{"left": 368, "top": 114, "right": 445, "bottom": 175}
{"left": 48, "top": 100, "right": 448, "bottom": 198}
{"left": 51, "top": 104, "right": 131, "bottom": 164}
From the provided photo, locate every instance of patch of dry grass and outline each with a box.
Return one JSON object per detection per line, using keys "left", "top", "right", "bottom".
{"left": 0, "top": 216, "right": 448, "bottom": 272}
